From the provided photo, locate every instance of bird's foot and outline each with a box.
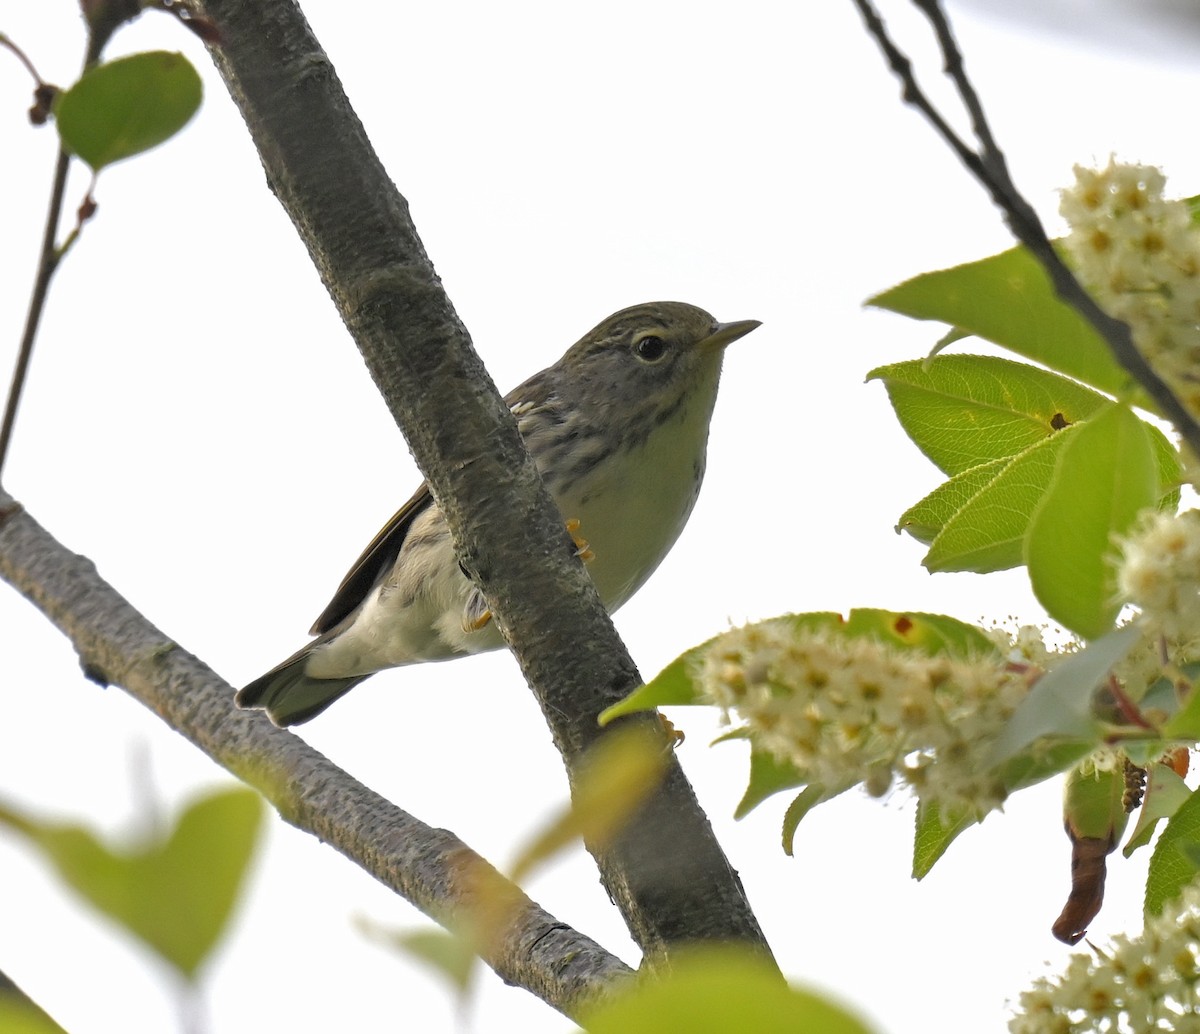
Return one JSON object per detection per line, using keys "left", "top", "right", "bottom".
{"left": 565, "top": 518, "right": 595, "bottom": 563}
{"left": 462, "top": 589, "right": 492, "bottom": 632}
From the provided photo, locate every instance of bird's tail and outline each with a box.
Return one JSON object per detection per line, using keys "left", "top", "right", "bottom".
{"left": 236, "top": 648, "right": 367, "bottom": 727}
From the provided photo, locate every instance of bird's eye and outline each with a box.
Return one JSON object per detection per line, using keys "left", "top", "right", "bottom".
{"left": 633, "top": 335, "right": 666, "bottom": 362}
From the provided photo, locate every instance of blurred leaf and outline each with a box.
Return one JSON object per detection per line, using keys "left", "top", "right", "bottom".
{"left": 1163, "top": 669, "right": 1200, "bottom": 739}
{"left": 868, "top": 245, "right": 1146, "bottom": 404}
{"left": 1125, "top": 764, "right": 1192, "bottom": 857}
{"left": 509, "top": 724, "right": 667, "bottom": 883}
{"left": 867, "top": 355, "right": 1108, "bottom": 475}
{"left": 578, "top": 946, "right": 877, "bottom": 1034}
{"left": 987, "top": 625, "right": 1141, "bottom": 768}
{"left": 55, "top": 51, "right": 202, "bottom": 171}
{"left": 357, "top": 918, "right": 476, "bottom": 996}
{"left": 1026, "top": 404, "right": 1159, "bottom": 638}
{"left": 1147, "top": 787, "right": 1200, "bottom": 917}
{"left": 1063, "top": 762, "right": 1128, "bottom": 845}
{"left": 0, "top": 988, "right": 68, "bottom": 1034}
{"left": 0, "top": 787, "right": 263, "bottom": 979}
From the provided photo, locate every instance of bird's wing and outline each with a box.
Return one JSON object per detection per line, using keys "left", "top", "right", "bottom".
{"left": 309, "top": 482, "right": 435, "bottom": 635}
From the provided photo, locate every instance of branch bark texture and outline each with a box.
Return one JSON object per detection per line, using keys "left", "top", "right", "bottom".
{"left": 194, "top": 0, "right": 773, "bottom": 964}
{"left": 0, "top": 489, "right": 630, "bottom": 1019}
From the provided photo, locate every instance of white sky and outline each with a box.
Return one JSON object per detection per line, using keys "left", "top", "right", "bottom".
{"left": 3, "top": 2, "right": 1199, "bottom": 1032}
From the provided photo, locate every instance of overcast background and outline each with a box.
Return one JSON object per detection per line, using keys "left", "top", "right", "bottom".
{"left": 3, "top": 2, "right": 1199, "bottom": 1032}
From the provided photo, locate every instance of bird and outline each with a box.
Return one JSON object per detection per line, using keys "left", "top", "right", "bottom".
{"left": 237, "top": 301, "right": 760, "bottom": 726}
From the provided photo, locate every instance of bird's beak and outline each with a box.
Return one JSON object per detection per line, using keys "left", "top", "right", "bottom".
{"left": 702, "top": 318, "right": 762, "bottom": 351}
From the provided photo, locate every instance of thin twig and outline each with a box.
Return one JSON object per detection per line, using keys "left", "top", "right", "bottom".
{"left": 0, "top": 17, "right": 129, "bottom": 481}
{"left": 0, "top": 148, "right": 70, "bottom": 480}
{"left": 852, "top": 0, "right": 1200, "bottom": 458}
{"left": 0, "top": 34, "right": 48, "bottom": 85}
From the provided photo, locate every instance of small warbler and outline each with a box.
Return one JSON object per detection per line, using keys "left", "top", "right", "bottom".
{"left": 238, "top": 301, "right": 759, "bottom": 725}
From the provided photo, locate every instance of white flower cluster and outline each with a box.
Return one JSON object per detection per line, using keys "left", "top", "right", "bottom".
{"left": 1118, "top": 509, "right": 1200, "bottom": 644}
{"left": 698, "top": 621, "right": 1031, "bottom": 815}
{"left": 1060, "top": 159, "right": 1200, "bottom": 415}
{"left": 1010, "top": 879, "right": 1200, "bottom": 1034}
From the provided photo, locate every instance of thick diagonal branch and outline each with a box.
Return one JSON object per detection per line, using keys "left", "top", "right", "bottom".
{"left": 0, "top": 489, "right": 630, "bottom": 1020}
{"left": 191, "top": 0, "right": 773, "bottom": 964}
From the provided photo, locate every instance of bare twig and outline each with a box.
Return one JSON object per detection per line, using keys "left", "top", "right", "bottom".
{"left": 0, "top": 23, "right": 123, "bottom": 480}
{"left": 0, "top": 487, "right": 633, "bottom": 1020}
{"left": 852, "top": 0, "right": 1200, "bottom": 458}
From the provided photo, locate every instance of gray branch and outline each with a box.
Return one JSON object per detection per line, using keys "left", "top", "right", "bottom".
{"left": 192, "top": 0, "right": 774, "bottom": 964}
{"left": 0, "top": 489, "right": 631, "bottom": 1020}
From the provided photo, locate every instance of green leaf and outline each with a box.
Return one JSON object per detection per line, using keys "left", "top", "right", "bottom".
{"left": 1146, "top": 787, "right": 1200, "bottom": 917}
{"left": 0, "top": 787, "right": 263, "bottom": 979}
{"left": 734, "top": 748, "right": 808, "bottom": 820}
{"left": 913, "top": 738, "right": 1098, "bottom": 878}
{"left": 867, "top": 355, "right": 1108, "bottom": 476}
{"left": 1026, "top": 404, "right": 1160, "bottom": 638}
{"left": 923, "top": 429, "right": 1076, "bottom": 573}
{"left": 897, "top": 457, "right": 1007, "bottom": 544}
{"left": 1164, "top": 681, "right": 1200, "bottom": 739}
{"left": 868, "top": 245, "right": 1145, "bottom": 403}
{"left": 55, "top": 51, "right": 202, "bottom": 171}
{"left": 1124, "top": 764, "right": 1192, "bottom": 857}
{"left": 1063, "top": 761, "right": 1128, "bottom": 846}
{"left": 578, "top": 946, "right": 877, "bottom": 1034}
{"left": 839, "top": 608, "right": 999, "bottom": 657}
{"left": 988, "top": 625, "right": 1141, "bottom": 768}
{"left": 599, "top": 613, "right": 843, "bottom": 725}
{"left": 782, "top": 783, "right": 853, "bottom": 856}
{"left": 913, "top": 800, "right": 978, "bottom": 879}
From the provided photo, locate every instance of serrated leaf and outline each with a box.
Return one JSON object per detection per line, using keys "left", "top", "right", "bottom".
{"left": 1124, "top": 765, "right": 1192, "bottom": 857}
{"left": 55, "top": 51, "right": 202, "bottom": 171}
{"left": 867, "top": 355, "right": 1109, "bottom": 476}
{"left": 579, "top": 947, "right": 877, "bottom": 1034}
{"left": 0, "top": 787, "right": 262, "bottom": 979}
{"left": 1026, "top": 404, "right": 1159, "bottom": 639}
{"left": 782, "top": 783, "right": 854, "bottom": 856}
{"left": 868, "top": 245, "right": 1145, "bottom": 404}
{"left": 912, "top": 737, "right": 1097, "bottom": 877}
{"left": 1146, "top": 787, "right": 1200, "bottom": 917}
{"left": 782, "top": 786, "right": 827, "bottom": 856}
{"left": 988, "top": 625, "right": 1141, "bottom": 768}
{"left": 898, "top": 457, "right": 1007, "bottom": 544}
{"left": 923, "top": 428, "right": 1076, "bottom": 573}
{"left": 913, "top": 800, "right": 978, "bottom": 879}
{"left": 735, "top": 748, "right": 807, "bottom": 819}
